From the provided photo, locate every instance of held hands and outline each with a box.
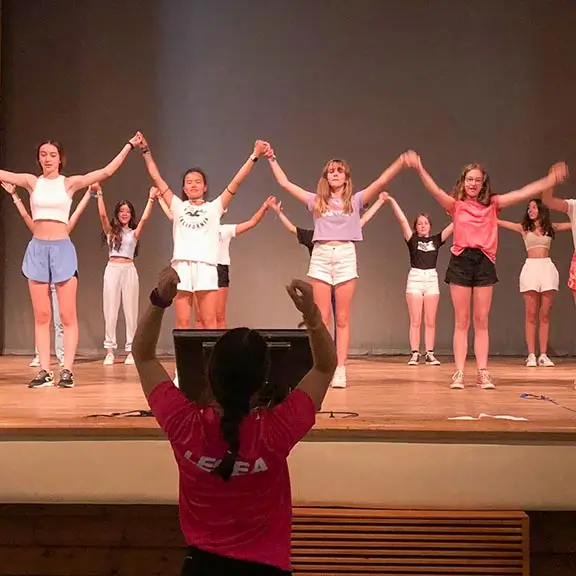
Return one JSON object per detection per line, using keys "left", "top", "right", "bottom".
{"left": 268, "top": 197, "right": 282, "bottom": 214}
{"left": 129, "top": 132, "right": 144, "bottom": 149}
{"left": 286, "top": 279, "right": 321, "bottom": 327}
{"left": 549, "top": 162, "right": 569, "bottom": 185}
{"left": 88, "top": 182, "right": 102, "bottom": 197}
{"left": 379, "top": 191, "right": 391, "bottom": 203}
{"left": 149, "top": 186, "right": 158, "bottom": 200}
{"left": 401, "top": 150, "right": 421, "bottom": 170}
{"left": 253, "top": 140, "right": 270, "bottom": 158}
{"left": 262, "top": 195, "right": 276, "bottom": 210}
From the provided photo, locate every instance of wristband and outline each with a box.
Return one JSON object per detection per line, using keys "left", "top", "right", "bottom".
{"left": 128, "top": 141, "right": 135, "bottom": 150}
{"left": 150, "top": 288, "right": 172, "bottom": 309}
{"left": 250, "top": 154, "right": 258, "bottom": 162}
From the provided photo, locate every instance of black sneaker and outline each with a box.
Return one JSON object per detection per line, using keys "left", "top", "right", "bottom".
{"left": 29, "top": 370, "right": 55, "bottom": 388}
{"left": 57, "top": 369, "right": 75, "bottom": 388}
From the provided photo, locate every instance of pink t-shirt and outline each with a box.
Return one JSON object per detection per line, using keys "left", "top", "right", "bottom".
{"left": 450, "top": 196, "right": 500, "bottom": 263}
{"left": 147, "top": 381, "right": 316, "bottom": 571}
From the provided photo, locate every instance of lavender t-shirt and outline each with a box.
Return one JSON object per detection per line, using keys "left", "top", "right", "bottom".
{"left": 306, "top": 190, "right": 365, "bottom": 242}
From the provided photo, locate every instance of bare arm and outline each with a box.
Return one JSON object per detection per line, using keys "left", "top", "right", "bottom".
{"left": 387, "top": 195, "right": 413, "bottom": 241}
{"left": 499, "top": 163, "right": 568, "bottom": 209}
{"left": 157, "top": 193, "right": 174, "bottom": 221}
{"left": 553, "top": 222, "right": 572, "bottom": 232}
{"left": 139, "top": 137, "right": 175, "bottom": 208}
{"left": 267, "top": 150, "right": 312, "bottom": 205}
{"left": 360, "top": 156, "right": 406, "bottom": 205}
{"left": 67, "top": 189, "right": 92, "bottom": 233}
{"left": 542, "top": 187, "right": 569, "bottom": 214}
{"left": 0, "top": 171, "right": 35, "bottom": 192}
{"left": 286, "top": 281, "right": 337, "bottom": 410}
{"left": 440, "top": 223, "right": 454, "bottom": 243}
{"left": 66, "top": 133, "right": 142, "bottom": 194}
{"left": 360, "top": 194, "right": 385, "bottom": 227}
{"left": 269, "top": 198, "right": 297, "bottom": 235}
{"left": 235, "top": 196, "right": 273, "bottom": 235}
{"left": 2, "top": 183, "right": 34, "bottom": 232}
{"left": 218, "top": 140, "right": 268, "bottom": 212}
{"left": 93, "top": 183, "right": 111, "bottom": 236}
{"left": 497, "top": 219, "right": 523, "bottom": 233}
{"left": 133, "top": 187, "right": 156, "bottom": 239}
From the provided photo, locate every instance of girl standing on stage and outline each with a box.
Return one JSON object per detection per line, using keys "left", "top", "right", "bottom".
{"left": 2, "top": 183, "right": 92, "bottom": 368}
{"left": 266, "top": 147, "right": 406, "bottom": 388}
{"left": 138, "top": 135, "right": 269, "bottom": 330}
{"left": 498, "top": 198, "right": 571, "bottom": 367}
{"left": 382, "top": 192, "right": 453, "bottom": 366}
{"left": 404, "top": 151, "right": 568, "bottom": 389}
{"left": 95, "top": 182, "right": 155, "bottom": 365}
{"left": 0, "top": 133, "right": 141, "bottom": 388}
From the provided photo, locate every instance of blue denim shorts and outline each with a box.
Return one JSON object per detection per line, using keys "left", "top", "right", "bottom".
{"left": 22, "top": 237, "right": 78, "bottom": 284}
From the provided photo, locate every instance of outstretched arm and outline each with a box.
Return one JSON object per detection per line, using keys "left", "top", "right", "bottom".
{"left": 67, "top": 189, "right": 92, "bottom": 233}
{"left": 405, "top": 151, "right": 456, "bottom": 212}
{"left": 66, "top": 132, "right": 142, "bottom": 194}
{"left": 133, "top": 187, "right": 156, "bottom": 239}
{"left": 92, "top": 182, "right": 111, "bottom": 236}
{"left": 269, "top": 197, "right": 297, "bottom": 235}
{"left": 440, "top": 223, "right": 454, "bottom": 243}
{"left": 386, "top": 194, "right": 413, "bottom": 241}
{"left": 235, "top": 196, "right": 274, "bottom": 235}
{"left": 217, "top": 140, "right": 268, "bottom": 211}
{"left": 499, "top": 163, "right": 568, "bottom": 209}
{"left": 156, "top": 191, "right": 174, "bottom": 221}
{"left": 542, "top": 186, "right": 569, "bottom": 214}
{"left": 361, "top": 156, "right": 406, "bottom": 205}
{"left": 2, "top": 182, "right": 34, "bottom": 232}
{"left": 360, "top": 193, "right": 386, "bottom": 227}
{"left": 553, "top": 222, "right": 572, "bottom": 232}
{"left": 0, "top": 171, "right": 35, "bottom": 192}
{"left": 139, "top": 135, "right": 175, "bottom": 209}
{"left": 266, "top": 147, "right": 312, "bottom": 205}
{"left": 497, "top": 219, "right": 523, "bottom": 233}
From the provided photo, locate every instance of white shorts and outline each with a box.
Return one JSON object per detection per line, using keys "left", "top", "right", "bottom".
{"left": 171, "top": 260, "right": 218, "bottom": 293}
{"left": 406, "top": 268, "right": 440, "bottom": 296}
{"left": 519, "top": 258, "right": 559, "bottom": 293}
{"left": 308, "top": 242, "right": 358, "bottom": 286}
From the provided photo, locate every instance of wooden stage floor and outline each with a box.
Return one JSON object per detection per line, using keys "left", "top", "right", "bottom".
{"left": 1, "top": 355, "right": 576, "bottom": 441}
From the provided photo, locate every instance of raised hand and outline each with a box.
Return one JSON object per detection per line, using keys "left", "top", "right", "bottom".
{"left": 379, "top": 191, "right": 390, "bottom": 202}
{"left": 286, "top": 279, "right": 320, "bottom": 326}
{"left": 268, "top": 197, "right": 282, "bottom": 214}
{"left": 1, "top": 182, "right": 16, "bottom": 195}
{"left": 253, "top": 140, "right": 269, "bottom": 158}
{"left": 402, "top": 150, "right": 421, "bottom": 170}
{"left": 263, "top": 195, "right": 276, "bottom": 209}
{"left": 149, "top": 186, "right": 158, "bottom": 199}
{"left": 156, "top": 266, "right": 180, "bottom": 304}
{"left": 129, "top": 132, "right": 143, "bottom": 148}
{"left": 549, "top": 162, "right": 569, "bottom": 184}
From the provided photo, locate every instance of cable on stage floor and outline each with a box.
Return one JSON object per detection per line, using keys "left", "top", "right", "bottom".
{"left": 520, "top": 393, "right": 576, "bottom": 414}
{"left": 317, "top": 410, "right": 359, "bottom": 418}
{"left": 85, "top": 409, "right": 153, "bottom": 418}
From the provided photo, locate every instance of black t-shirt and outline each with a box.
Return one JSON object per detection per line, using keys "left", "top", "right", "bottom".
{"left": 296, "top": 227, "right": 314, "bottom": 256}
{"left": 406, "top": 233, "right": 444, "bottom": 270}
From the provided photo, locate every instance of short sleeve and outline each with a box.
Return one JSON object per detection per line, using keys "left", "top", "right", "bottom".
{"left": 147, "top": 380, "right": 203, "bottom": 444}
{"left": 220, "top": 224, "right": 237, "bottom": 241}
{"left": 262, "top": 389, "right": 316, "bottom": 456}
{"left": 353, "top": 190, "right": 366, "bottom": 210}
{"left": 566, "top": 199, "right": 576, "bottom": 221}
{"left": 404, "top": 232, "right": 415, "bottom": 247}
{"left": 434, "top": 233, "right": 445, "bottom": 248}
{"left": 305, "top": 192, "right": 317, "bottom": 212}
{"left": 170, "top": 194, "right": 183, "bottom": 217}
{"left": 212, "top": 196, "right": 225, "bottom": 217}
{"left": 297, "top": 228, "right": 314, "bottom": 252}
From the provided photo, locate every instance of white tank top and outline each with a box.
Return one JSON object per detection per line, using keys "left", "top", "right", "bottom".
{"left": 109, "top": 228, "right": 138, "bottom": 259}
{"left": 31, "top": 175, "right": 72, "bottom": 224}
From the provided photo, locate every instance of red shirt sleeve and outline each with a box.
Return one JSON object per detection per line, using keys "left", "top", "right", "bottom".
{"left": 263, "top": 389, "right": 316, "bottom": 457}
{"left": 147, "top": 380, "right": 202, "bottom": 444}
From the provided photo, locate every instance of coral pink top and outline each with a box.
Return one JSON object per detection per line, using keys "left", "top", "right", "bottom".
{"left": 450, "top": 196, "right": 500, "bottom": 263}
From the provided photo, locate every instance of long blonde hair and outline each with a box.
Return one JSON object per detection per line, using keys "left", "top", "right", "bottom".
{"left": 452, "top": 163, "right": 493, "bottom": 206}
{"left": 313, "top": 159, "right": 353, "bottom": 215}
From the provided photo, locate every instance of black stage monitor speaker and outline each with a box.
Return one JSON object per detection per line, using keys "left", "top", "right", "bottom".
{"left": 173, "top": 329, "right": 313, "bottom": 407}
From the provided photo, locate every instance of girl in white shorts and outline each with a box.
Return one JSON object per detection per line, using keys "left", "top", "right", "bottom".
{"left": 266, "top": 147, "right": 406, "bottom": 387}
{"left": 383, "top": 193, "right": 453, "bottom": 366}
{"left": 137, "top": 134, "right": 269, "bottom": 330}
{"left": 498, "top": 198, "right": 571, "bottom": 367}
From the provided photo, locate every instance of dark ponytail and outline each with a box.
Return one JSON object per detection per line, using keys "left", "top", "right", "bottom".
{"left": 214, "top": 404, "right": 249, "bottom": 481}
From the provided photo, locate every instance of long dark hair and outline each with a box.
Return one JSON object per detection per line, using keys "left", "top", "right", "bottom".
{"left": 36, "top": 140, "right": 66, "bottom": 172}
{"left": 208, "top": 328, "right": 270, "bottom": 481}
{"left": 182, "top": 167, "right": 208, "bottom": 201}
{"left": 522, "top": 198, "right": 555, "bottom": 238}
{"left": 101, "top": 200, "right": 140, "bottom": 257}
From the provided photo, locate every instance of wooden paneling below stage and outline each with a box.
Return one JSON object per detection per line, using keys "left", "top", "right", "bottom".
{"left": 0, "top": 355, "right": 576, "bottom": 441}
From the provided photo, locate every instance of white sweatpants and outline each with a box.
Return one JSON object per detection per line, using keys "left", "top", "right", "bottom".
{"left": 103, "top": 261, "right": 139, "bottom": 352}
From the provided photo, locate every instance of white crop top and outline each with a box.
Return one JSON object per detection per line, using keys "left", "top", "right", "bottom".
{"left": 524, "top": 231, "right": 552, "bottom": 251}
{"left": 109, "top": 229, "right": 137, "bottom": 259}
{"left": 30, "top": 175, "right": 72, "bottom": 224}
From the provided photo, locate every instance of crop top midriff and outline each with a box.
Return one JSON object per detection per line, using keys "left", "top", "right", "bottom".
{"left": 30, "top": 175, "right": 72, "bottom": 224}
{"left": 524, "top": 231, "right": 552, "bottom": 251}
{"left": 109, "top": 228, "right": 137, "bottom": 259}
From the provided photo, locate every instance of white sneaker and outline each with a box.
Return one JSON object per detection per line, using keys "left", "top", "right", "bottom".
{"left": 331, "top": 366, "right": 347, "bottom": 388}
{"left": 124, "top": 353, "right": 135, "bottom": 365}
{"left": 538, "top": 354, "right": 554, "bottom": 367}
{"left": 103, "top": 352, "right": 115, "bottom": 366}
{"left": 477, "top": 369, "right": 496, "bottom": 390}
{"left": 29, "top": 355, "right": 40, "bottom": 368}
{"left": 526, "top": 354, "right": 537, "bottom": 367}
{"left": 450, "top": 370, "right": 465, "bottom": 389}
{"left": 408, "top": 352, "right": 420, "bottom": 366}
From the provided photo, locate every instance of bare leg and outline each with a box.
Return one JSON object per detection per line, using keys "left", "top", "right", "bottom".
{"left": 472, "top": 286, "right": 493, "bottom": 370}
{"left": 174, "top": 291, "right": 193, "bottom": 329}
{"left": 405, "top": 293, "right": 423, "bottom": 352}
{"left": 195, "top": 290, "right": 218, "bottom": 329}
{"left": 54, "top": 277, "right": 78, "bottom": 371}
{"left": 539, "top": 291, "right": 555, "bottom": 355}
{"left": 192, "top": 293, "right": 203, "bottom": 329}
{"left": 333, "top": 279, "right": 356, "bottom": 367}
{"left": 423, "top": 294, "right": 440, "bottom": 352}
{"left": 215, "top": 287, "right": 229, "bottom": 329}
{"left": 449, "top": 284, "right": 472, "bottom": 371}
{"left": 28, "top": 280, "right": 52, "bottom": 371}
{"left": 523, "top": 291, "right": 538, "bottom": 356}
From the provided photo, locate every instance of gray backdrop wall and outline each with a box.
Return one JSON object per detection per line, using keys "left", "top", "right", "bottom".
{"left": 1, "top": 0, "right": 575, "bottom": 356}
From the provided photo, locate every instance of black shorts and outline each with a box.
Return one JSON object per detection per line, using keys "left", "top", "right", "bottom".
{"left": 445, "top": 248, "right": 498, "bottom": 287}
{"left": 181, "top": 546, "right": 291, "bottom": 576}
{"left": 217, "top": 264, "right": 230, "bottom": 288}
